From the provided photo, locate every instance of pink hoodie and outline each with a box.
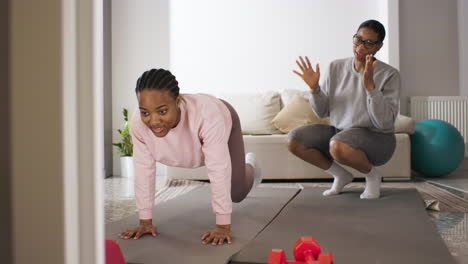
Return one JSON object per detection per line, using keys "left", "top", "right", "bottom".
{"left": 130, "top": 93, "right": 233, "bottom": 225}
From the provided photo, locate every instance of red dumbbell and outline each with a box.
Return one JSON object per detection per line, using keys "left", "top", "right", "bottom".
{"left": 105, "top": 239, "right": 126, "bottom": 264}
{"left": 268, "top": 237, "right": 333, "bottom": 264}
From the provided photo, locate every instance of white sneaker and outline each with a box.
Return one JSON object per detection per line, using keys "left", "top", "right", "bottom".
{"left": 246, "top": 152, "right": 262, "bottom": 187}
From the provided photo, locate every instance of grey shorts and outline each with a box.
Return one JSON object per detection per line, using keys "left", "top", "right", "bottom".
{"left": 288, "top": 124, "right": 396, "bottom": 166}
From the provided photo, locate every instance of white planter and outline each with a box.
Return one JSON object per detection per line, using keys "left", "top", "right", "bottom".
{"left": 120, "top": 156, "right": 134, "bottom": 178}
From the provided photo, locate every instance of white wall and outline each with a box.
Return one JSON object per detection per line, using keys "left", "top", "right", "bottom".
{"left": 459, "top": 0, "right": 468, "bottom": 96}
{"left": 170, "top": 0, "right": 390, "bottom": 94}
{"left": 399, "top": 0, "right": 459, "bottom": 115}
{"left": 112, "top": 0, "right": 170, "bottom": 175}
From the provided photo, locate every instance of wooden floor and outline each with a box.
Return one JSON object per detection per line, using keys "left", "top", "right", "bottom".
{"left": 424, "top": 158, "right": 468, "bottom": 195}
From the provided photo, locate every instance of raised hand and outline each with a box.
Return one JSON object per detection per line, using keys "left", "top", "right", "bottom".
{"left": 362, "top": 54, "right": 378, "bottom": 91}
{"left": 118, "top": 219, "right": 158, "bottom": 240}
{"left": 201, "top": 224, "right": 232, "bottom": 246}
{"left": 293, "top": 56, "right": 320, "bottom": 90}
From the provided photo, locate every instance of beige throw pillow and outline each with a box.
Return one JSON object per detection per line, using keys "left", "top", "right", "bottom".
{"left": 271, "top": 95, "right": 329, "bottom": 133}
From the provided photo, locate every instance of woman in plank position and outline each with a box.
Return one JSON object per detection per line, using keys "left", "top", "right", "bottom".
{"left": 289, "top": 19, "right": 400, "bottom": 199}
{"left": 118, "top": 68, "right": 262, "bottom": 245}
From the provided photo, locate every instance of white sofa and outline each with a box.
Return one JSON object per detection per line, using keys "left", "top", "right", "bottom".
{"left": 167, "top": 90, "right": 414, "bottom": 181}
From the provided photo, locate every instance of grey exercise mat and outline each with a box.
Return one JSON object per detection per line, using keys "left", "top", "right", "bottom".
{"left": 106, "top": 186, "right": 300, "bottom": 264}
{"left": 231, "top": 188, "right": 455, "bottom": 264}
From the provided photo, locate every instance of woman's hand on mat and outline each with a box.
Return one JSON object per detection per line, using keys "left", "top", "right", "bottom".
{"left": 362, "top": 54, "right": 378, "bottom": 92}
{"left": 293, "top": 56, "right": 320, "bottom": 90}
{"left": 201, "top": 224, "right": 232, "bottom": 246}
{"left": 118, "top": 219, "right": 158, "bottom": 240}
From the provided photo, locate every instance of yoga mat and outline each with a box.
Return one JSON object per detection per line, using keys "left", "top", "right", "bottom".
{"left": 106, "top": 186, "right": 300, "bottom": 264}
{"left": 231, "top": 188, "right": 455, "bottom": 264}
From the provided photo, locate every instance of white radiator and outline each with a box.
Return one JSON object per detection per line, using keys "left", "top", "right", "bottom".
{"left": 410, "top": 96, "right": 468, "bottom": 157}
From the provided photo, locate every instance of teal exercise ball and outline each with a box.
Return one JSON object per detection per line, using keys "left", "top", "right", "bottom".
{"left": 410, "top": 119, "right": 465, "bottom": 177}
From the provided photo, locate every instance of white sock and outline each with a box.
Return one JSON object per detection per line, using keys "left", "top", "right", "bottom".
{"left": 360, "top": 167, "right": 381, "bottom": 199}
{"left": 245, "top": 152, "right": 262, "bottom": 188}
{"left": 323, "top": 161, "right": 353, "bottom": 196}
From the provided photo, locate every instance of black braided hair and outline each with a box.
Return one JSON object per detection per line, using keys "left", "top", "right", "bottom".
{"left": 357, "top": 20, "right": 386, "bottom": 43}
{"left": 135, "top": 69, "right": 180, "bottom": 98}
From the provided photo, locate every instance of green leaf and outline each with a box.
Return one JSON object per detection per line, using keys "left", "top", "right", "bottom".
{"left": 123, "top": 108, "right": 129, "bottom": 122}
{"left": 113, "top": 108, "right": 134, "bottom": 156}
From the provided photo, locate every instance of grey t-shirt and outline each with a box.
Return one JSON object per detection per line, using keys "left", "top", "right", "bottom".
{"left": 310, "top": 57, "right": 400, "bottom": 133}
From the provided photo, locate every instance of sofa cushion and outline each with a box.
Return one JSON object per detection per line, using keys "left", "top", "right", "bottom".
{"left": 167, "top": 133, "right": 411, "bottom": 180}
{"left": 280, "top": 89, "right": 311, "bottom": 107}
{"left": 216, "top": 91, "right": 282, "bottom": 135}
{"left": 271, "top": 95, "right": 330, "bottom": 133}
{"left": 395, "top": 114, "right": 416, "bottom": 134}
{"left": 243, "top": 133, "right": 411, "bottom": 179}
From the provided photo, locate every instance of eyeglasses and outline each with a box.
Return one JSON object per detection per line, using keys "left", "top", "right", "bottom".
{"left": 353, "top": 34, "right": 381, "bottom": 49}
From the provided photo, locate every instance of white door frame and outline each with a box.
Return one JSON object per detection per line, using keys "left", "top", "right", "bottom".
{"left": 63, "top": 0, "right": 104, "bottom": 263}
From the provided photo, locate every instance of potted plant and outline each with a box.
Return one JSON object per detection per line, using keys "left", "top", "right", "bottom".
{"left": 113, "top": 108, "right": 134, "bottom": 178}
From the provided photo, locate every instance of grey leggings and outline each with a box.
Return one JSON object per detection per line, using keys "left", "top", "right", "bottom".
{"left": 288, "top": 124, "right": 396, "bottom": 166}
{"left": 220, "top": 99, "right": 254, "bottom": 203}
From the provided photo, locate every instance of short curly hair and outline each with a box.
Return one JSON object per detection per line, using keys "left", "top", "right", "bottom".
{"left": 357, "top": 19, "right": 386, "bottom": 43}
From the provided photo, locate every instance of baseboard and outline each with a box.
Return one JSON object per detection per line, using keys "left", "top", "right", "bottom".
{"left": 382, "top": 177, "right": 411, "bottom": 182}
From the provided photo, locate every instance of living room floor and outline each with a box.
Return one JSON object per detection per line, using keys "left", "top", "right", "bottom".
{"left": 425, "top": 158, "right": 468, "bottom": 196}
{"left": 421, "top": 158, "right": 468, "bottom": 263}
{"left": 106, "top": 158, "right": 468, "bottom": 264}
